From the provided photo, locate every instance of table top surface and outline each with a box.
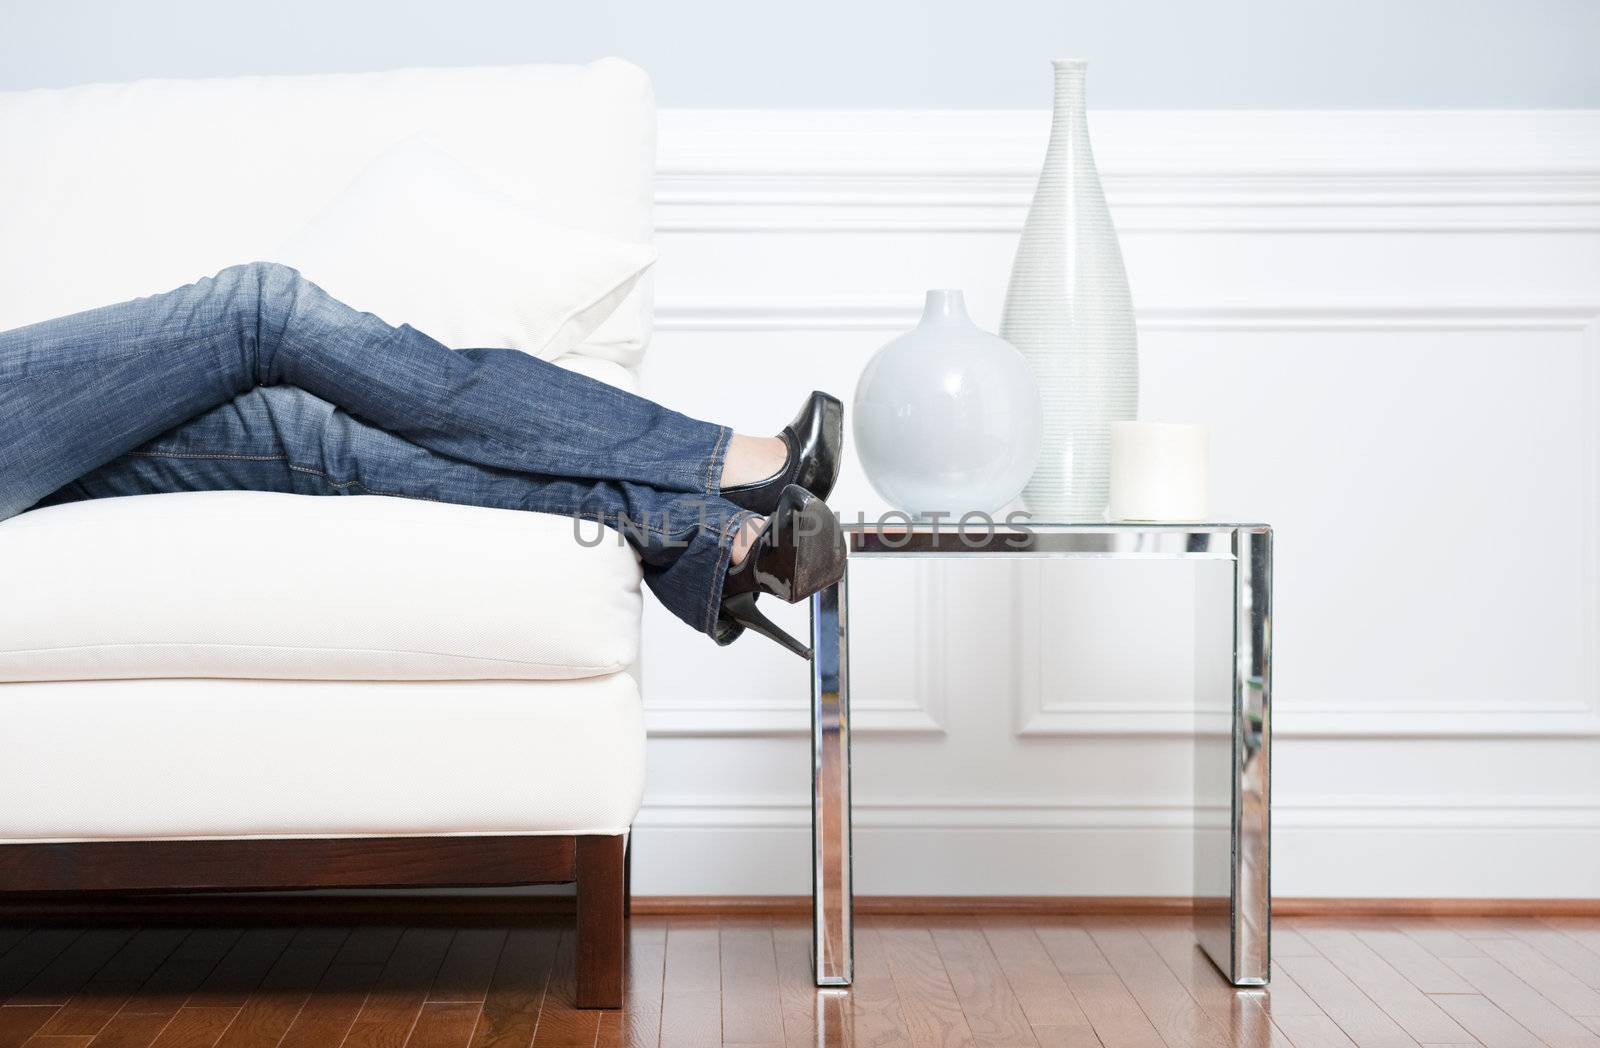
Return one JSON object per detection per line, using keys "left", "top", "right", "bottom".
{"left": 837, "top": 519, "right": 1271, "bottom": 558}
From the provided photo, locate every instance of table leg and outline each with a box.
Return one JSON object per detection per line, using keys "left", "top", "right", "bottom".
{"left": 810, "top": 567, "right": 853, "bottom": 986}
{"left": 1195, "top": 528, "right": 1272, "bottom": 985}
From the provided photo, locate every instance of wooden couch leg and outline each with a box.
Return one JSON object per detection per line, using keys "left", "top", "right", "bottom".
{"left": 576, "top": 834, "right": 626, "bottom": 1008}
{"left": 623, "top": 831, "right": 632, "bottom": 918}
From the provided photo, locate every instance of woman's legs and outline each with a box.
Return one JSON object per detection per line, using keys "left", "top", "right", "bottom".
{"left": 0, "top": 261, "right": 731, "bottom": 520}
{"left": 36, "top": 385, "right": 758, "bottom": 642}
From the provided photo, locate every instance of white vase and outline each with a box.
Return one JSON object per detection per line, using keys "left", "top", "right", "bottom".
{"left": 853, "top": 289, "right": 1042, "bottom": 519}
{"left": 1001, "top": 59, "right": 1138, "bottom": 520}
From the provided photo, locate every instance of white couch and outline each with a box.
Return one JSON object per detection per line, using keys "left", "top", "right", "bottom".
{"left": 0, "top": 59, "right": 657, "bottom": 1008}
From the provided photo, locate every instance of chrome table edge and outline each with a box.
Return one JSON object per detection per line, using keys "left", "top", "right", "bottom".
{"left": 810, "top": 568, "right": 853, "bottom": 986}
{"left": 808, "top": 524, "right": 1270, "bottom": 988}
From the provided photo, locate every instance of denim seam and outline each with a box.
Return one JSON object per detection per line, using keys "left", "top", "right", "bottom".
{"left": 130, "top": 451, "right": 288, "bottom": 462}
{"left": 286, "top": 463, "right": 447, "bottom": 504}
{"left": 703, "top": 424, "right": 732, "bottom": 495}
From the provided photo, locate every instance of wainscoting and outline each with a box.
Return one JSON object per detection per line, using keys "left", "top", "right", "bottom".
{"left": 630, "top": 110, "right": 1600, "bottom": 899}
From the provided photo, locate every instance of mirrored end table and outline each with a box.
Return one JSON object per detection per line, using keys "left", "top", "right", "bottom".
{"left": 808, "top": 521, "right": 1272, "bottom": 988}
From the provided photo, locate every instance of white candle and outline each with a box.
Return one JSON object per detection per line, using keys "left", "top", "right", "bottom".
{"left": 1110, "top": 422, "right": 1210, "bottom": 522}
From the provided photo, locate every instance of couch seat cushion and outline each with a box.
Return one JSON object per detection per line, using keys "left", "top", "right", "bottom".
{"left": 0, "top": 675, "right": 644, "bottom": 839}
{"left": 0, "top": 491, "right": 643, "bottom": 682}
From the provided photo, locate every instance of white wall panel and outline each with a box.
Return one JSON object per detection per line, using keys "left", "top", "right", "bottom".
{"left": 635, "top": 110, "right": 1600, "bottom": 898}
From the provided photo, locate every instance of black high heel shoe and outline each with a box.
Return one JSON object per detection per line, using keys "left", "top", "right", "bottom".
{"left": 721, "top": 392, "right": 844, "bottom": 514}
{"left": 720, "top": 484, "right": 847, "bottom": 659}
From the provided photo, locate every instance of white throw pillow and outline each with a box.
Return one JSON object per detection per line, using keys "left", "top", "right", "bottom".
{"left": 273, "top": 139, "right": 656, "bottom": 360}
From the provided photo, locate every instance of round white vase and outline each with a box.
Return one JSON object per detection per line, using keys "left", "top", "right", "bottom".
{"left": 853, "top": 289, "right": 1042, "bottom": 519}
{"left": 1001, "top": 59, "right": 1139, "bottom": 520}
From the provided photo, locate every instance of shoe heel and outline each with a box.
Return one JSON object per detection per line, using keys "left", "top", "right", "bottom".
{"left": 722, "top": 591, "right": 812, "bottom": 660}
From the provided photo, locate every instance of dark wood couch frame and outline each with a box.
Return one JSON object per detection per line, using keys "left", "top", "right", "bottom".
{"left": 0, "top": 832, "right": 632, "bottom": 1008}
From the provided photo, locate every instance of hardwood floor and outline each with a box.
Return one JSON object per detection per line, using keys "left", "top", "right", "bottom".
{"left": 0, "top": 913, "right": 1596, "bottom": 1047}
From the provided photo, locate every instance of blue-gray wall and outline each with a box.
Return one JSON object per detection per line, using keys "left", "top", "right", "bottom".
{"left": 3, "top": 0, "right": 1596, "bottom": 107}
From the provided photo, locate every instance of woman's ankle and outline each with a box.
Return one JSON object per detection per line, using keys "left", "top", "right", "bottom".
{"left": 729, "top": 514, "right": 766, "bottom": 565}
{"left": 721, "top": 434, "right": 787, "bottom": 489}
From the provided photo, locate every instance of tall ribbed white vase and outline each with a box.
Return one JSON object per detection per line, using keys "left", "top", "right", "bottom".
{"left": 1000, "top": 59, "right": 1138, "bottom": 519}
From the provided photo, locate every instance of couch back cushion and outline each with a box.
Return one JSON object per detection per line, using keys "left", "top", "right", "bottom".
{"left": 0, "top": 59, "right": 655, "bottom": 366}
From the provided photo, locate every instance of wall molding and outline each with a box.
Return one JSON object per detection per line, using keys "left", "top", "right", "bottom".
{"left": 657, "top": 110, "right": 1600, "bottom": 234}
{"left": 654, "top": 299, "right": 1600, "bottom": 334}
{"left": 635, "top": 796, "right": 1600, "bottom": 832}
{"left": 642, "top": 705, "right": 1600, "bottom": 739}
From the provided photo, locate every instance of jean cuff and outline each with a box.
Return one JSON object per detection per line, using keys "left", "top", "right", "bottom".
{"left": 701, "top": 424, "right": 733, "bottom": 496}
{"left": 703, "top": 506, "right": 759, "bottom": 640}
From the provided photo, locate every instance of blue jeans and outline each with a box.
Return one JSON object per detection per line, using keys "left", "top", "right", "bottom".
{"left": 0, "top": 262, "right": 756, "bottom": 642}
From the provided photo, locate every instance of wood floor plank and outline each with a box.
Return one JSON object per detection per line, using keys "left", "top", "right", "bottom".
{"left": 276, "top": 962, "right": 385, "bottom": 1048}
{"left": 876, "top": 919, "right": 980, "bottom": 1048}
{"left": 165, "top": 935, "right": 246, "bottom": 969}
{"left": 1137, "top": 922, "right": 1292, "bottom": 1048}
{"left": 596, "top": 937, "right": 665, "bottom": 1048}
{"left": 207, "top": 933, "right": 344, "bottom": 1048}
{"left": 0, "top": 911, "right": 1591, "bottom": 1048}
{"left": 1032, "top": 924, "right": 1160, "bottom": 1048}
{"left": 840, "top": 923, "right": 917, "bottom": 1048}
{"left": 1273, "top": 956, "right": 1417, "bottom": 1048}
{"left": 1427, "top": 993, "right": 1543, "bottom": 1048}
{"left": 74, "top": 1010, "right": 171, "bottom": 1048}
{"left": 1086, "top": 920, "right": 1235, "bottom": 1048}
{"left": 1475, "top": 937, "right": 1600, "bottom": 1017}
{"left": 467, "top": 927, "right": 559, "bottom": 1048}
{"left": 656, "top": 988, "right": 718, "bottom": 1048}
{"left": 1348, "top": 931, "right": 1473, "bottom": 996}
{"left": 625, "top": 921, "right": 667, "bottom": 951}
{"left": 719, "top": 920, "right": 784, "bottom": 1047}
{"left": 0, "top": 934, "right": 85, "bottom": 1000}
{"left": 32, "top": 931, "right": 189, "bottom": 1040}
{"left": 1395, "top": 924, "right": 1485, "bottom": 962}
{"left": 1058, "top": 973, "right": 1162, "bottom": 1048}
{"left": 87, "top": 929, "right": 255, "bottom": 1048}
{"left": 1544, "top": 918, "right": 1600, "bottom": 957}
{"left": 1254, "top": 964, "right": 1358, "bottom": 1048}
{"left": 334, "top": 930, "right": 407, "bottom": 969}
{"left": 1035, "top": 927, "right": 1113, "bottom": 978}
{"left": 1509, "top": 922, "right": 1600, "bottom": 991}
{"left": 0, "top": 935, "right": 31, "bottom": 961}
{"left": 979, "top": 921, "right": 1096, "bottom": 1037}
{"left": 1294, "top": 927, "right": 1471, "bottom": 1044}
{"left": 427, "top": 932, "right": 508, "bottom": 1006}
{"left": 272, "top": 931, "right": 399, "bottom": 1048}
{"left": 340, "top": 927, "right": 454, "bottom": 1048}
{"left": 1267, "top": 927, "right": 1321, "bottom": 960}
{"left": 0, "top": 1006, "right": 58, "bottom": 1048}
{"left": 659, "top": 919, "right": 720, "bottom": 1048}
{"left": 531, "top": 930, "right": 600, "bottom": 1048}
{"left": 926, "top": 920, "right": 1037, "bottom": 1047}
{"left": 146, "top": 1007, "right": 239, "bottom": 1048}
{"left": 769, "top": 924, "right": 821, "bottom": 1048}
{"left": 1028, "top": 1027, "right": 1104, "bottom": 1048}
{"left": 661, "top": 920, "right": 719, "bottom": 998}
{"left": 10, "top": 932, "right": 136, "bottom": 1008}
{"left": 1451, "top": 918, "right": 1524, "bottom": 940}
{"left": 181, "top": 931, "right": 297, "bottom": 1012}
{"left": 405, "top": 1003, "right": 481, "bottom": 1048}
{"left": 1441, "top": 954, "right": 1600, "bottom": 1048}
